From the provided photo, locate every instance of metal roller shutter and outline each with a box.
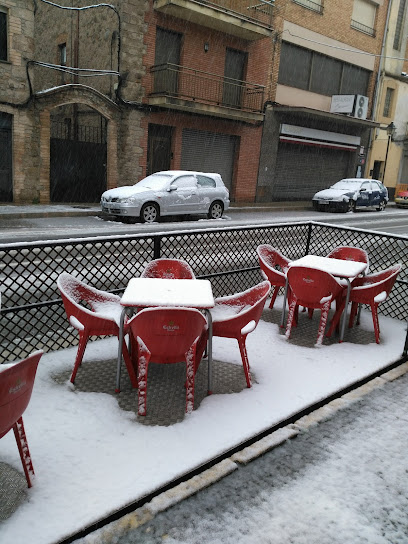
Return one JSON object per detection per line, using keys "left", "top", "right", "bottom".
{"left": 181, "top": 129, "right": 236, "bottom": 191}
{"left": 272, "top": 142, "right": 350, "bottom": 201}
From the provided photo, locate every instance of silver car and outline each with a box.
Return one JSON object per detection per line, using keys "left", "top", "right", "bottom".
{"left": 101, "top": 170, "right": 230, "bottom": 223}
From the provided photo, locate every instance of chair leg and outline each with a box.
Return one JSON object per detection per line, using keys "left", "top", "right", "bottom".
{"left": 316, "top": 301, "right": 330, "bottom": 346}
{"left": 13, "top": 417, "right": 35, "bottom": 488}
{"left": 371, "top": 303, "right": 381, "bottom": 344}
{"left": 121, "top": 337, "right": 138, "bottom": 389}
{"left": 285, "top": 299, "right": 297, "bottom": 339}
{"left": 238, "top": 336, "right": 252, "bottom": 388}
{"left": 269, "top": 287, "right": 279, "bottom": 309}
{"left": 326, "top": 299, "right": 345, "bottom": 338}
{"left": 70, "top": 332, "right": 89, "bottom": 384}
{"left": 137, "top": 341, "right": 151, "bottom": 416}
{"left": 185, "top": 342, "right": 197, "bottom": 413}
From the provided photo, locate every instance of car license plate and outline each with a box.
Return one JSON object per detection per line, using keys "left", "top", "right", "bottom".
{"left": 319, "top": 200, "right": 329, "bottom": 205}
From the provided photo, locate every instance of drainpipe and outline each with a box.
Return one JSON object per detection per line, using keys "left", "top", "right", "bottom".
{"left": 365, "top": 0, "right": 394, "bottom": 176}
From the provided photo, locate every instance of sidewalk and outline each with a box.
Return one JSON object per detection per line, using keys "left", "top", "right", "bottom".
{"left": 0, "top": 201, "right": 312, "bottom": 219}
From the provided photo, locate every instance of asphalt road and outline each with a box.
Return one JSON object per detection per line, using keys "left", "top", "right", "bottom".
{"left": 1, "top": 205, "right": 408, "bottom": 243}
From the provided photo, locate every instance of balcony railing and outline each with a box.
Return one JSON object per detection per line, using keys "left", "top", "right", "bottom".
{"left": 154, "top": 0, "right": 274, "bottom": 30}
{"left": 292, "top": 0, "right": 323, "bottom": 14}
{"left": 203, "top": 0, "right": 274, "bottom": 27}
{"left": 150, "top": 64, "right": 265, "bottom": 113}
{"left": 351, "top": 19, "right": 376, "bottom": 37}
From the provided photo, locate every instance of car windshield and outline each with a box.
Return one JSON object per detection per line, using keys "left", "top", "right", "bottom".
{"left": 136, "top": 174, "right": 172, "bottom": 190}
{"left": 331, "top": 180, "right": 362, "bottom": 191}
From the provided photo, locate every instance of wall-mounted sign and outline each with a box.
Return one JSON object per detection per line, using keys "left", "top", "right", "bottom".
{"left": 330, "top": 95, "right": 355, "bottom": 114}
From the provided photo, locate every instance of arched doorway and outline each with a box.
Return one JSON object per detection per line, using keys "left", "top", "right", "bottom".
{"left": 50, "top": 104, "right": 107, "bottom": 202}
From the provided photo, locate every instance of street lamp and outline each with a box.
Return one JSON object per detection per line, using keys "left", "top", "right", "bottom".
{"left": 383, "top": 121, "right": 396, "bottom": 184}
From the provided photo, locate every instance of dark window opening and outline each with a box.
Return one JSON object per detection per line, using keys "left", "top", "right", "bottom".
{"left": 0, "top": 10, "right": 8, "bottom": 62}
{"left": 278, "top": 42, "right": 370, "bottom": 97}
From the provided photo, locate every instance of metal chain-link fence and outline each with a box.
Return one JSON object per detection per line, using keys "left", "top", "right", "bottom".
{"left": 1, "top": 221, "right": 407, "bottom": 361}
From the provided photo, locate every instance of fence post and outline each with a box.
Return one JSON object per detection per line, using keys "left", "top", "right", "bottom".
{"left": 153, "top": 236, "right": 161, "bottom": 259}
{"left": 305, "top": 223, "right": 312, "bottom": 255}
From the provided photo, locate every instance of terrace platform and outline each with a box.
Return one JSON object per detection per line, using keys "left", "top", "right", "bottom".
{"left": 1, "top": 303, "right": 406, "bottom": 543}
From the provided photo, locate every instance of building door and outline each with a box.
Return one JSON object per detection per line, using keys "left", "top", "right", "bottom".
{"left": 147, "top": 124, "right": 173, "bottom": 175}
{"left": 372, "top": 160, "right": 382, "bottom": 180}
{"left": 180, "top": 128, "right": 236, "bottom": 192}
{"left": 50, "top": 108, "right": 107, "bottom": 203}
{"left": 223, "top": 48, "right": 247, "bottom": 108}
{"left": 154, "top": 28, "right": 182, "bottom": 95}
{"left": 0, "top": 113, "right": 12, "bottom": 202}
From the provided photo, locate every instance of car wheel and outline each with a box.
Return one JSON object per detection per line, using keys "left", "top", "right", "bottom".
{"left": 347, "top": 200, "right": 356, "bottom": 213}
{"left": 208, "top": 201, "right": 224, "bottom": 219}
{"left": 377, "top": 200, "right": 386, "bottom": 211}
{"left": 140, "top": 203, "right": 160, "bottom": 223}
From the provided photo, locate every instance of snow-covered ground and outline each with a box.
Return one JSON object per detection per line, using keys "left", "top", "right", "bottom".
{"left": 0, "top": 304, "right": 406, "bottom": 544}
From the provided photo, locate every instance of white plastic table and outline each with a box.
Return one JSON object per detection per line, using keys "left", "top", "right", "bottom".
{"left": 116, "top": 277, "right": 215, "bottom": 393}
{"left": 281, "top": 255, "right": 368, "bottom": 342}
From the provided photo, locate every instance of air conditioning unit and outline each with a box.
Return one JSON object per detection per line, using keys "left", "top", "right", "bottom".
{"left": 353, "top": 95, "right": 369, "bottom": 119}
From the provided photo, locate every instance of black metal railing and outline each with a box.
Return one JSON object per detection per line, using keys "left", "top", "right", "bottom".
{"left": 150, "top": 64, "right": 265, "bottom": 113}
{"left": 351, "top": 19, "right": 376, "bottom": 37}
{"left": 1, "top": 222, "right": 407, "bottom": 361}
{"left": 292, "top": 0, "right": 323, "bottom": 14}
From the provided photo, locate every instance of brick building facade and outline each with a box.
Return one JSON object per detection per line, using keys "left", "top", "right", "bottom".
{"left": 0, "top": 0, "right": 392, "bottom": 204}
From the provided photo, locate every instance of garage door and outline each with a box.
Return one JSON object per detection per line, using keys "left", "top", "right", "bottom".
{"left": 272, "top": 142, "right": 350, "bottom": 201}
{"left": 181, "top": 129, "right": 236, "bottom": 191}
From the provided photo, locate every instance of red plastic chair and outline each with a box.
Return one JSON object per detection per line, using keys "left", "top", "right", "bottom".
{"left": 285, "top": 267, "right": 344, "bottom": 346}
{"left": 57, "top": 272, "right": 137, "bottom": 390}
{"left": 328, "top": 264, "right": 401, "bottom": 344}
{"left": 0, "top": 351, "right": 43, "bottom": 488}
{"left": 141, "top": 258, "right": 195, "bottom": 279}
{"left": 129, "top": 307, "right": 208, "bottom": 415}
{"left": 210, "top": 280, "right": 271, "bottom": 388}
{"left": 257, "top": 245, "right": 291, "bottom": 309}
{"left": 327, "top": 246, "right": 369, "bottom": 274}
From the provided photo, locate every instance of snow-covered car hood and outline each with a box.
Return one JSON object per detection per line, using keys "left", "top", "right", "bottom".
{"left": 102, "top": 185, "right": 153, "bottom": 200}
{"left": 313, "top": 188, "right": 353, "bottom": 200}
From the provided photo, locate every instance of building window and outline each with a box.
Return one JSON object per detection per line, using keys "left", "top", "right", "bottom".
{"left": 292, "top": 0, "right": 323, "bottom": 14}
{"left": 383, "top": 87, "right": 394, "bottom": 117}
{"left": 278, "top": 42, "right": 370, "bottom": 97}
{"left": 59, "top": 43, "right": 67, "bottom": 66}
{"left": 351, "top": 0, "right": 377, "bottom": 36}
{"left": 0, "top": 8, "right": 8, "bottom": 62}
{"left": 393, "top": 0, "right": 406, "bottom": 50}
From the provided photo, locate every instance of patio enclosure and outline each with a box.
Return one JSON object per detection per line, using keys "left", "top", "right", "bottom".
{"left": 0, "top": 221, "right": 407, "bottom": 361}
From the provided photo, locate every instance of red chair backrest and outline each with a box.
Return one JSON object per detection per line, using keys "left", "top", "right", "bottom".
{"left": 0, "top": 351, "right": 42, "bottom": 439}
{"left": 57, "top": 272, "right": 119, "bottom": 332}
{"left": 129, "top": 307, "right": 207, "bottom": 363}
{"left": 327, "top": 246, "right": 369, "bottom": 269}
{"left": 287, "top": 266, "right": 343, "bottom": 307}
{"left": 141, "top": 259, "right": 195, "bottom": 279}
{"left": 351, "top": 264, "right": 401, "bottom": 301}
{"left": 212, "top": 281, "right": 270, "bottom": 336}
{"left": 257, "top": 245, "right": 290, "bottom": 283}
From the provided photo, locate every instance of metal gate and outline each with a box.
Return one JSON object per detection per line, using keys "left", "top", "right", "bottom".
{"left": 0, "top": 112, "right": 12, "bottom": 202}
{"left": 181, "top": 128, "right": 236, "bottom": 192}
{"left": 272, "top": 142, "right": 350, "bottom": 201}
{"left": 50, "top": 117, "right": 107, "bottom": 203}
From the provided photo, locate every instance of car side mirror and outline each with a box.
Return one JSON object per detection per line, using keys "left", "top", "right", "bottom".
{"left": 360, "top": 188, "right": 366, "bottom": 192}
{"left": 167, "top": 186, "right": 177, "bottom": 192}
